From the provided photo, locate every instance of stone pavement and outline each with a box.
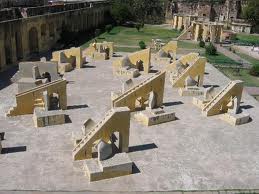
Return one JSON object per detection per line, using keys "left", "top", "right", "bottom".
{"left": 0, "top": 58, "right": 258, "bottom": 192}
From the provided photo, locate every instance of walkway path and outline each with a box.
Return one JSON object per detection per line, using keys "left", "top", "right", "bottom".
{"left": 215, "top": 44, "right": 252, "bottom": 68}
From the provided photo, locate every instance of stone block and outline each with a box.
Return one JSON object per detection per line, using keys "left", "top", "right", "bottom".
{"left": 219, "top": 112, "right": 250, "bottom": 126}
{"left": 192, "top": 96, "right": 210, "bottom": 109}
{"left": 114, "top": 67, "right": 140, "bottom": 78}
{"left": 84, "top": 153, "right": 133, "bottom": 182}
{"left": 135, "top": 108, "right": 176, "bottom": 126}
{"left": 93, "top": 52, "right": 107, "bottom": 60}
{"left": 33, "top": 108, "right": 66, "bottom": 128}
{"left": 58, "top": 62, "right": 73, "bottom": 74}
{"left": 155, "top": 57, "right": 172, "bottom": 66}
{"left": 178, "top": 87, "right": 204, "bottom": 96}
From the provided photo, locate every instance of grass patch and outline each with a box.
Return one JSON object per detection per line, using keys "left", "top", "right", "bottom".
{"left": 235, "top": 51, "right": 259, "bottom": 67}
{"left": 114, "top": 47, "right": 141, "bottom": 53}
{"left": 178, "top": 41, "right": 201, "bottom": 49}
{"left": 203, "top": 53, "right": 241, "bottom": 66}
{"left": 217, "top": 67, "right": 259, "bottom": 87}
{"left": 81, "top": 25, "right": 180, "bottom": 52}
{"left": 235, "top": 33, "right": 259, "bottom": 45}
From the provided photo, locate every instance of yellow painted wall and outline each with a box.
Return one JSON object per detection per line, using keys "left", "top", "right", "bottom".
{"left": 7, "top": 79, "right": 67, "bottom": 117}
{"left": 113, "top": 48, "right": 151, "bottom": 74}
{"left": 52, "top": 47, "right": 83, "bottom": 69}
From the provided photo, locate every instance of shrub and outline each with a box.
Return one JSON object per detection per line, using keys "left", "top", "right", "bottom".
{"left": 199, "top": 40, "right": 205, "bottom": 48}
{"left": 139, "top": 41, "right": 146, "bottom": 49}
{"left": 249, "top": 65, "right": 259, "bottom": 76}
{"left": 205, "top": 43, "right": 217, "bottom": 55}
{"left": 105, "top": 24, "right": 113, "bottom": 34}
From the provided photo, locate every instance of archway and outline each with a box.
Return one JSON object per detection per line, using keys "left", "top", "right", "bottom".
{"left": 42, "top": 71, "right": 51, "bottom": 82}
{"left": 49, "top": 92, "right": 59, "bottom": 110}
{"left": 28, "top": 27, "right": 39, "bottom": 54}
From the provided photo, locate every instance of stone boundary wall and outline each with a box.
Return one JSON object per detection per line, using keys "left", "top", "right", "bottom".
{"left": 0, "top": 0, "right": 110, "bottom": 72}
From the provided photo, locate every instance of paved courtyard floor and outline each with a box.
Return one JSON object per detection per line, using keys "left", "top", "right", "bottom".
{"left": 0, "top": 56, "right": 258, "bottom": 192}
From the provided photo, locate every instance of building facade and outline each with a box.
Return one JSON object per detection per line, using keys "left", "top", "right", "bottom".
{"left": 0, "top": 1, "right": 110, "bottom": 72}
{"left": 166, "top": 0, "right": 247, "bottom": 23}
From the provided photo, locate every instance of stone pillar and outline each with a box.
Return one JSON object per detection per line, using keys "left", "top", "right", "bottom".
{"left": 22, "top": 21, "right": 30, "bottom": 60}
{"left": 58, "top": 84, "right": 67, "bottom": 110}
{"left": 219, "top": 26, "right": 224, "bottom": 43}
{"left": 173, "top": 15, "right": 178, "bottom": 29}
{"left": 10, "top": 29, "right": 17, "bottom": 64}
{"left": 177, "top": 16, "right": 183, "bottom": 31}
{"left": 210, "top": 25, "right": 216, "bottom": 43}
{"left": 202, "top": 25, "right": 208, "bottom": 41}
{"left": 194, "top": 24, "right": 200, "bottom": 41}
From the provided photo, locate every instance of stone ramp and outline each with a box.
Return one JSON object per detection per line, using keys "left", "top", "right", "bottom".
{"left": 171, "top": 57, "right": 207, "bottom": 88}
{"left": 166, "top": 52, "right": 199, "bottom": 71}
{"left": 112, "top": 71, "right": 166, "bottom": 110}
{"left": 72, "top": 107, "right": 130, "bottom": 161}
{"left": 202, "top": 80, "right": 244, "bottom": 116}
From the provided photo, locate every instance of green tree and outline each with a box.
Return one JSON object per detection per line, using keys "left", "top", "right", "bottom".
{"left": 242, "top": 0, "right": 259, "bottom": 25}
{"left": 111, "top": 2, "right": 132, "bottom": 25}
{"left": 205, "top": 43, "right": 217, "bottom": 55}
{"left": 249, "top": 65, "right": 259, "bottom": 77}
{"left": 105, "top": 25, "right": 113, "bottom": 34}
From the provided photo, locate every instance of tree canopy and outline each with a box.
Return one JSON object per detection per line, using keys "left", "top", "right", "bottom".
{"left": 110, "top": 0, "right": 165, "bottom": 24}
{"left": 242, "top": 0, "right": 259, "bottom": 25}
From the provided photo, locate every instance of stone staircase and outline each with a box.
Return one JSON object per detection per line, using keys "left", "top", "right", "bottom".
{"left": 72, "top": 109, "right": 115, "bottom": 160}
{"left": 170, "top": 57, "right": 206, "bottom": 87}
{"left": 202, "top": 80, "right": 243, "bottom": 116}
{"left": 113, "top": 71, "right": 164, "bottom": 106}
{"left": 170, "top": 60, "right": 195, "bottom": 84}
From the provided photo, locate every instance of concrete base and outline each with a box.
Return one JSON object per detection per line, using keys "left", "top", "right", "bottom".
{"left": 93, "top": 52, "right": 108, "bottom": 61}
{"left": 219, "top": 112, "right": 250, "bottom": 126}
{"left": 84, "top": 153, "right": 133, "bottom": 182}
{"left": 1, "top": 60, "right": 259, "bottom": 191}
{"left": 58, "top": 63, "right": 73, "bottom": 75}
{"left": 155, "top": 57, "right": 171, "bottom": 66}
{"left": 114, "top": 67, "right": 140, "bottom": 78}
{"left": 192, "top": 96, "right": 211, "bottom": 109}
{"left": 178, "top": 87, "right": 204, "bottom": 96}
{"left": 134, "top": 108, "right": 176, "bottom": 126}
{"left": 33, "top": 108, "right": 66, "bottom": 128}
{"left": 71, "top": 131, "right": 83, "bottom": 146}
